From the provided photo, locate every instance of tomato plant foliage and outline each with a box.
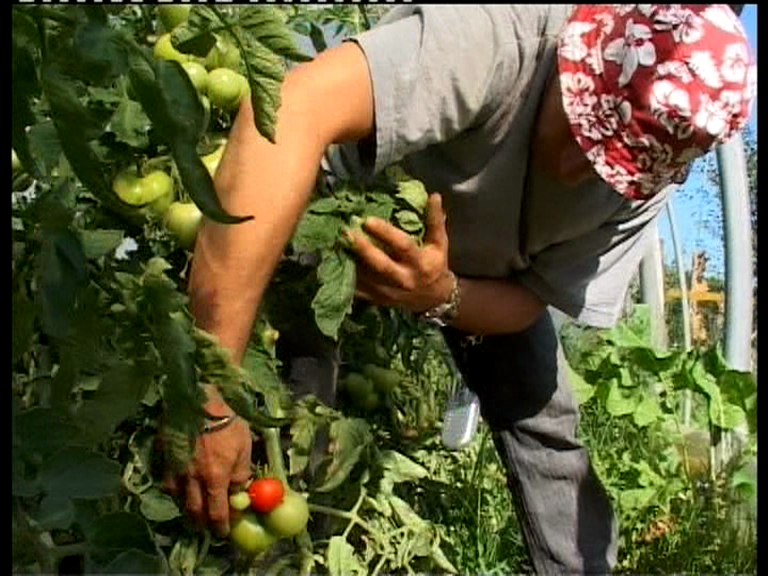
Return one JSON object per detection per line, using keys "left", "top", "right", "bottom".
{"left": 13, "top": 5, "right": 458, "bottom": 575}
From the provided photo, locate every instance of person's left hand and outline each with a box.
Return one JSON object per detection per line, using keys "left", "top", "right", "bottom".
{"left": 345, "top": 193, "right": 454, "bottom": 313}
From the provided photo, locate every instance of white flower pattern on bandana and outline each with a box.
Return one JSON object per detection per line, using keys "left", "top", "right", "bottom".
{"left": 559, "top": 21, "right": 597, "bottom": 62}
{"left": 654, "top": 6, "right": 705, "bottom": 44}
{"left": 657, "top": 60, "right": 694, "bottom": 84}
{"left": 557, "top": 4, "right": 756, "bottom": 199}
{"left": 689, "top": 50, "right": 723, "bottom": 88}
{"left": 721, "top": 43, "right": 749, "bottom": 83}
{"left": 650, "top": 80, "right": 694, "bottom": 139}
{"left": 695, "top": 90, "right": 743, "bottom": 139}
{"left": 560, "top": 72, "right": 598, "bottom": 116}
{"left": 603, "top": 19, "right": 657, "bottom": 87}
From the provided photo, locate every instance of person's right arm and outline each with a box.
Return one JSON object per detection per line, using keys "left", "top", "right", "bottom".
{"left": 187, "top": 41, "right": 375, "bottom": 365}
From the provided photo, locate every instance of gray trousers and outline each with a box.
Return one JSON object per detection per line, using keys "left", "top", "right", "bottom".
{"left": 443, "top": 311, "right": 618, "bottom": 575}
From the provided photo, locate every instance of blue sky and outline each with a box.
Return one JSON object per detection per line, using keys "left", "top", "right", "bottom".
{"left": 657, "top": 4, "right": 758, "bottom": 280}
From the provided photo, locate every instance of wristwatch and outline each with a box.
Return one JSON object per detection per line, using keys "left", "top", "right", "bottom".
{"left": 420, "top": 273, "right": 461, "bottom": 328}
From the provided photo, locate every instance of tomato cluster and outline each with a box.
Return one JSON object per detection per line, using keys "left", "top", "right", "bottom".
{"left": 227, "top": 478, "right": 310, "bottom": 556}
{"left": 339, "top": 363, "right": 401, "bottom": 413}
{"left": 110, "top": 4, "right": 250, "bottom": 251}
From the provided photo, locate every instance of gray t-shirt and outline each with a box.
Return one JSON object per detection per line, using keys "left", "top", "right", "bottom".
{"left": 325, "top": 5, "right": 673, "bottom": 328}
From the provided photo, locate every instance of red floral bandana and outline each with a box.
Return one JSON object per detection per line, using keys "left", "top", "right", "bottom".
{"left": 557, "top": 4, "right": 756, "bottom": 200}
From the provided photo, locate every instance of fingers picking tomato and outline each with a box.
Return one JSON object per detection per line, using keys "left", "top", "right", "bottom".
{"left": 248, "top": 478, "right": 285, "bottom": 514}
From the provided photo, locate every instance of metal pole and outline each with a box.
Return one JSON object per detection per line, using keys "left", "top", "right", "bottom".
{"left": 716, "top": 133, "right": 753, "bottom": 466}
{"left": 718, "top": 136, "right": 754, "bottom": 373}
{"left": 665, "top": 201, "right": 693, "bottom": 426}
{"left": 639, "top": 222, "right": 668, "bottom": 350}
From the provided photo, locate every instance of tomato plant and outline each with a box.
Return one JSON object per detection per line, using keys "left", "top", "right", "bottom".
{"left": 248, "top": 478, "right": 286, "bottom": 514}
{"left": 12, "top": 5, "right": 461, "bottom": 576}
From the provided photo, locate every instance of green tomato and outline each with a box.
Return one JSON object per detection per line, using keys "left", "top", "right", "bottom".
{"left": 362, "top": 364, "right": 400, "bottom": 394}
{"left": 263, "top": 491, "right": 310, "bottom": 539}
{"left": 229, "top": 491, "right": 252, "bottom": 512}
{"left": 201, "top": 142, "right": 226, "bottom": 177}
{"left": 204, "top": 37, "right": 242, "bottom": 71}
{"left": 230, "top": 512, "right": 277, "bottom": 555}
{"left": 164, "top": 201, "right": 203, "bottom": 250}
{"left": 158, "top": 5, "right": 190, "bottom": 32}
{"left": 359, "top": 391, "right": 381, "bottom": 412}
{"left": 113, "top": 169, "right": 173, "bottom": 207}
{"left": 154, "top": 33, "right": 189, "bottom": 64}
{"left": 207, "top": 68, "right": 248, "bottom": 111}
{"left": 144, "top": 188, "right": 174, "bottom": 217}
{"left": 340, "top": 372, "right": 374, "bottom": 405}
{"left": 181, "top": 61, "right": 209, "bottom": 94}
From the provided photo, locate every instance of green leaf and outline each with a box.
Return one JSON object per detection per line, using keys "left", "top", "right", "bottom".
{"left": 396, "top": 179, "right": 429, "bottom": 214}
{"left": 12, "top": 10, "right": 42, "bottom": 178}
{"left": 41, "top": 64, "right": 130, "bottom": 214}
{"left": 34, "top": 494, "right": 75, "bottom": 531}
{"left": 430, "top": 540, "right": 458, "bottom": 574}
{"left": 605, "top": 379, "right": 639, "bottom": 417}
{"left": 308, "top": 197, "right": 343, "bottom": 214}
{"left": 245, "top": 69, "right": 282, "bottom": 144}
{"left": 174, "top": 139, "right": 253, "bottom": 224}
{"left": 75, "top": 361, "right": 149, "bottom": 446}
{"left": 631, "top": 394, "right": 662, "bottom": 428}
{"left": 605, "top": 320, "right": 649, "bottom": 350}
{"left": 312, "top": 249, "right": 356, "bottom": 340}
{"left": 567, "top": 364, "right": 594, "bottom": 405}
{"left": 128, "top": 55, "right": 205, "bottom": 143}
{"left": 308, "top": 22, "right": 328, "bottom": 55}
{"left": 618, "top": 487, "right": 657, "bottom": 513}
{"left": 240, "top": 7, "right": 311, "bottom": 62}
{"left": 14, "top": 407, "right": 83, "bottom": 460}
{"left": 79, "top": 229, "right": 125, "bottom": 260}
{"left": 363, "top": 192, "right": 395, "bottom": 221}
{"left": 292, "top": 213, "right": 345, "bottom": 254}
{"left": 40, "top": 447, "right": 121, "bottom": 500}
{"left": 388, "top": 494, "right": 430, "bottom": 533}
{"left": 394, "top": 209, "right": 424, "bottom": 234}
{"left": 378, "top": 450, "right": 428, "bottom": 484}
{"left": 718, "top": 369, "right": 757, "bottom": 433}
{"left": 110, "top": 97, "right": 151, "bottom": 148}
{"left": 87, "top": 512, "right": 157, "bottom": 566}
{"left": 102, "top": 550, "right": 166, "bottom": 576}
{"left": 288, "top": 404, "right": 320, "bottom": 476}
{"left": 139, "top": 487, "right": 182, "bottom": 523}
{"left": 710, "top": 399, "right": 747, "bottom": 431}
{"left": 315, "top": 418, "right": 373, "bottom": 492}
{"left": 171, "top": 23, "right": 217, "bottom": 58}
{"left": 731, "top": 460, "right": 757, "bottom": 506}
{"left": 35, "top": 226, "right": 88, "bottom": 340}
{"left": 326, "top": 536, "right": 366, "bottom": 576}
{"left": 28, "top": 120, "right": 64, "bottom": 176}
{"left": 12, "top": 287, "right": 36, "bottom": 365}
{"left": 71, "top": 18, "right": 129, "bottom": 84}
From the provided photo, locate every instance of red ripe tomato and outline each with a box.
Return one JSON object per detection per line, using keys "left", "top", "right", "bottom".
{"left": 248, "top": 478, "right": 285, "bottom": 514}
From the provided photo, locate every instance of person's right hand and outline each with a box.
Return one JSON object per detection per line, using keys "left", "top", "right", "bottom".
{"left": 164, "top": 387, "right": 253, "bottom": 538}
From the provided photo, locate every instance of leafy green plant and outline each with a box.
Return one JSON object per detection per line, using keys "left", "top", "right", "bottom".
{"left": 12, "top": 5, "right": 461, "bottom": 574}
{"left": 562, "top": 305, "right": 757, "bottom": 572}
